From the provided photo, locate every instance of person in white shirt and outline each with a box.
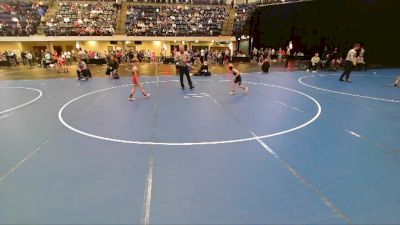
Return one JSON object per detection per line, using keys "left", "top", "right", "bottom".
{"left": 146, "top": 49, "right": 151, "bottom": 63}
{"left": 339, "top": 43, "right": 361, "bottom": 82}
{"left": 252, "top": 47, "right": 258, "bottom": 58}
{"left": 25, "top": 51, "right": 33, "bottom": 67}
{"left": 200, "top": 49, "right": 205, "bottom": 63}
{"left": 175, "top": 45, "right": 194, "bottom": 90}
{"left": 44, "top": 51, "right": 52, "bottom": 68}
{"left": 66, "top": 51, "right": 71, "bottom": 65}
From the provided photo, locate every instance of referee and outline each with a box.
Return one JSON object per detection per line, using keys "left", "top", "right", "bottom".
{"left": 339, "top": 43, "right": 361, "bottom": 82}
{"left": 175, "top": 45, "right": 194, "bottom": 90}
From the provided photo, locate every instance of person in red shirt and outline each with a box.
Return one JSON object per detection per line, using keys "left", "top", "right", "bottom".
{"left": 57, "top": 55, "right": 68, "bottom": 73}
{"left": 89, "top": 51, "right": 95, "bottom": 59}
{"left": 129, "top": 60, "right": 151, "bottom": 101}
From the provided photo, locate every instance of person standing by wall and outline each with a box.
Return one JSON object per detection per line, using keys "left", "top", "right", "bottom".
{"left": 21, "top": 51, "right": 26, "bottom": 65}
{"left": 339, "top": 43, "right": 361, "bottom": 83}
{"left": 356, "top": 46, "right": 366, "bottom": 71}
{"left": 66, "top": 51, "right": 72, "bottom": 65}
{"left": 78, "top": 48, "right": 86, "bottom": 63}
{"left": 200, "top": 48, "right": 205, "bottom": 64}
{"left": 25, "top": 51, "right": 33, "bottom": 67}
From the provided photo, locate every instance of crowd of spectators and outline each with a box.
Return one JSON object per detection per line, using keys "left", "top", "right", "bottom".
{"left": 233, "top": 49, "right": 248, "bottom": 57}
{"left": 0, "top": 1, "right": 47, "bottom": 36}
{"left": 99, "top": 47, "right": 233, "bottom": 66}
{"left": 190, "top": 48, "right": 231, "bottom": 64}
{"left": 45, "top": 1, "right": 117, "bottom": 36}
{"left": 127, "top": 0, "right": 226, "bottom": 5}
{"left": 250, "top": 44, "right": 367, "bottom": 71}
{"left": 0, "top": 50, "right": 35, "bottom": 67}
{"left": 0, "top": 51, "right": 18, "bottom": 66}
{"left": 251, "top": 47, "right": 287, "bottom": 63}
{"left": 126, "top": 5, "right": 227, "bottom": 36}
{"left": 308, "top": 46, "right": 366, "bottom": 71}
{"left": 233, "top": 4, "right": 256, "bottom": 35}
{"left": 258, "top": 0, "right": 304, "bottom": 4}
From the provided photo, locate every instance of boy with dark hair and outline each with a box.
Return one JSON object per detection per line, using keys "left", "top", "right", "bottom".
{"left": 228, "top": 63, "right": 248, "bottom": 95}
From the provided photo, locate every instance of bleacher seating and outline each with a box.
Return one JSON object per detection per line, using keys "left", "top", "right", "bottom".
{"left": 127, "top": 0, "right": 227, "bottom": 5}
{"left": 45, "top": 1, "right": 117, "bottom": 36}
{"left": 125, "top": 5, "right": 227, "bottom": 36}
{"left": 233, "top": 4, "right": 256, "bottom": 35}
{"left": 0, "top": 1, "right": 47, "bottom": 36}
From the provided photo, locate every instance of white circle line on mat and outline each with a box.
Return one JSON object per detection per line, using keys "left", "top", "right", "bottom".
{"left": 0, "top": 87, "right": 43, "bottom": 114}
{"left": 58, "top": 80, "right": 321, "bottom": 146}
{"left": 298, "top": 75, "right": 400, "bottom": 103}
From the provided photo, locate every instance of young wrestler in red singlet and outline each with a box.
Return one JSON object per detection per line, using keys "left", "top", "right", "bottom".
{"left": 128, "top": 60, "right": 151, "bottom": 101}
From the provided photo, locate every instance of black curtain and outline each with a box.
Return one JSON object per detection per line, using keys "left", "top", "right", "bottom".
{"left": 252, "top": 0, "right": 400, "bottom": 66}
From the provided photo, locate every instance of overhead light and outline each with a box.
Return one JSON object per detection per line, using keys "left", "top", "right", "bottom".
{"left": 211, "top": 40, "right": 214, "bottom": 43}
{"left": 238, "top": 38, "right": 241, "bottom": 41}
{"left": 195, "top": 40, "right": 199, "bottom": 43}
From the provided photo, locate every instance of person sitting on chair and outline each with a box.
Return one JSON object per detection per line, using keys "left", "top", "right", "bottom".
{"left": 308, "top": 53, "right": 320, "bottom": 72}
{"left": 200, "top": 62, "right": 211, "bottom": 76}
{"left": 77, "top": 60, "right": 91, "bottom": 80}
{"left": 106, "top": 55, "right": 119, "bottom": 79}
{"left": 194, "top": 62, "right": 211, "bottom": 76}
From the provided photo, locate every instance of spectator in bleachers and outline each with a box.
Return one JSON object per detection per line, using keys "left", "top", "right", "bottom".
{"left": 0, "top": 1, "right": 47, "bottom": 36}
{"left": 233, "top": 4, "right": 256, "bottom": 35}
{"left": 125, "top": 5, "right": 227, "bottom": 36}
{"left": 45, "top": 1, "right": 117, "bottom": 36}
